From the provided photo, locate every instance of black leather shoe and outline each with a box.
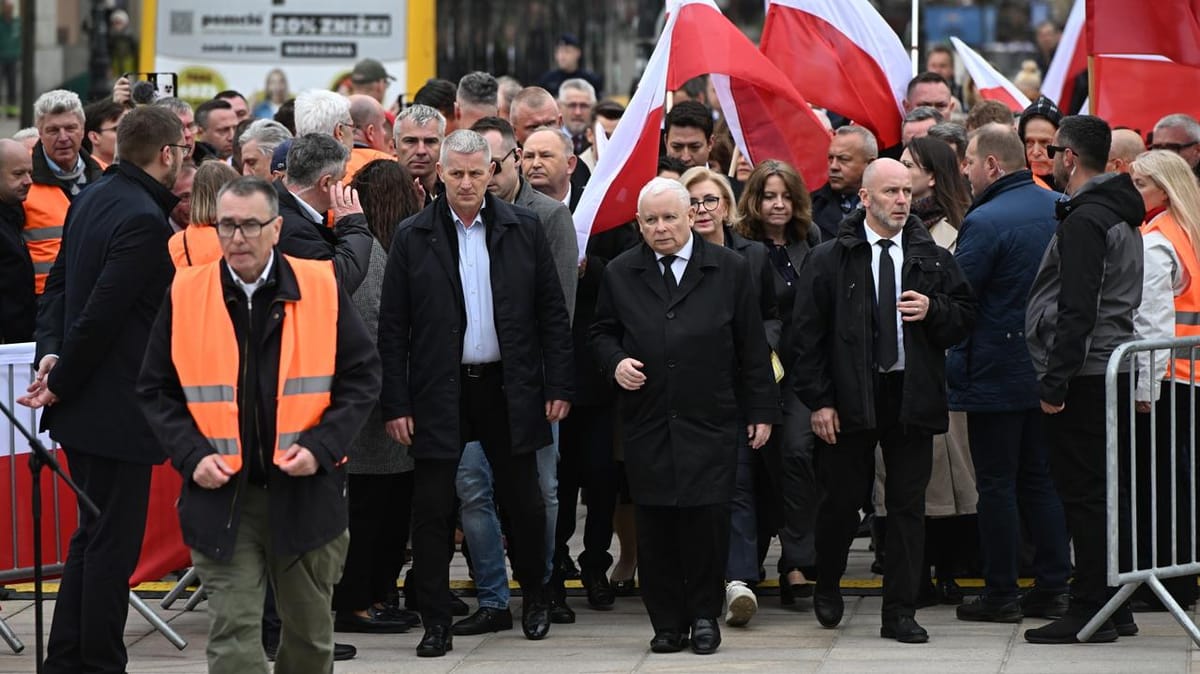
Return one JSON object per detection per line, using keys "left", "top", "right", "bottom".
{"left": 522, "top": 591, "right": 552, "bottom": 640}
{"left": 266, "top": 641, "right": 357, "bottom": 662}
{"left": 376, "top": 605, "right": 421, "bottom": 628}
{"left": 450, "top": 593, "right": 470, "bottom": 616}
{"left": 452, "top": 607, "right": 514, "bottom": 635}
{"left": 881, "top": 615, "right": 929, "bottom": 643}
{"left": 334, "top": 609, "right": 412, "bottom": 633}
{"left": 416, "top": 625, "right": 454, "bottom": 657}
{"left": 1021, "top": 588, "right": 1070, "bottom": 620}
{"left": 689, "top": 618, "right": 721, "bottom": 655}
{"left": 549, "top": 582, "right": 576, "bottom": 624}
{"left": 813, "top": 586, "right": 844, "bottom": 628}
{"left": 956, "top": 596, "right": 1023, "bottom": 623}
{"left": 649, "top": 630, "right": 687, "bottom": 653}
{"left": 581, "top": 568, "right": 615, "bottom": 610}
{"left": 1024, "top": 613, "right": 1118, "bottom": 644}
{"left": 611, "top": 570, "right": 637, "bottom": 596}
{"left": 1113, "top": 606, "right": 1139, "bottom": 637}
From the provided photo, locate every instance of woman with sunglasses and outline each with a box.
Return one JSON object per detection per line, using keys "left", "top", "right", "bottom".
{"left": 679, "top": 165, "right": 779, "bottom": 626}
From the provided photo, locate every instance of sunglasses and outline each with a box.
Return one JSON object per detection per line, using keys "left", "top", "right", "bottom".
{"left": 1149, "top": 141, "right": 1199, "bottom": 154}
{"left": 1045, "top": 144, "right": 1073, "bottom": 159}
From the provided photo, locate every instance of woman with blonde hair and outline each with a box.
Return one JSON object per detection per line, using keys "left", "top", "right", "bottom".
{"left": 1129, "top": 148, "right": 1200, "bottom": 610}
{"left": 167, "top": 160, "right": 239, "bottom": 268}
{"left": 679, "top": 165, "right": 779, "bottom": 626}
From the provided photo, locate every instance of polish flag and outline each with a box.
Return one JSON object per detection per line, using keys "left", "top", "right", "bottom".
{"left": 1088, "top": 0, "right": 1200, "bottom": 69}
{"left": 1042, "top": 0, "right": 1087, "bottom": 111}
{"left": 760, "top": 0, "right": 910, "bottom": 149}
{"left": 1092, "top": 55, "right": 1200, "bottom": 138}
{"left": 573, "top": 0, "right": 830, "bottom": 258}
{"left": 949, "top": 37, "right": 1031, "bottom": 112}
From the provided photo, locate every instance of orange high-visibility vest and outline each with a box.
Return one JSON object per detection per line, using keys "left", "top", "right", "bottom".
{"left": 168, "top": 226, "right": 223, "bottom": 268}
{"left": 1143, "top": 211, "right": 1200, "bottom": 382}
{"left": 22, "top": 183, "right": 70, "bottom": 294}
{"left": 343, "top": 147, "right": 395, "bottom": 185}
{"left": 170, "top": 255, "right": 338, "bottom": 472}
{"left": 1032, "top": 173, "right": 1053, "bottom": 191}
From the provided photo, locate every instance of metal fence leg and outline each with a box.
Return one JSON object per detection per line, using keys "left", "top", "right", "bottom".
{"left": 129, "top": 591, "right": 188, "bottom": 650}
{"left": 161, "top": 567, "right": 201, "bottom": 610}
{"left": 182, "top": 585, "right": 207, "bottom": 612}
{"left": 0, "top": 613, "right": 23, "bottom": 653}
{"left": 1145, "top": 575, "right": 1200, "bottom": 647}
{"left": 1077, "top": 582, "right": 1138, "bottom": 642}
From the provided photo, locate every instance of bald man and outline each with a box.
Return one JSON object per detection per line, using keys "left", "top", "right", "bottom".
{"left": 791, "top": 158, "right": 975, "bottom": 644}
{"left": 0, "top": 138, "right": 35, "bottom": 342}
{"left": 345, "top": 95, "right": 396, "bottom": 182}
{"left": 1106, "top": 129, "right": 1147, "bottom": 175}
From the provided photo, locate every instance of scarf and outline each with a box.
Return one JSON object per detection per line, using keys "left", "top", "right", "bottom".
{"left": 910, "top": 195, "right": 945, "bottom": 230}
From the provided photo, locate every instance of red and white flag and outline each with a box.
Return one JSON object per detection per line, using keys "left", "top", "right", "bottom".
{"left": 760, "top": 0, "right": 910, "bottom": 148}
{"left": 1042, "top": 0, "right": 1087, "bottom": 111}
{"left": 949, "top": 37, "right": 1030, "bottom": 112}
{"left": 1088, "top": 0, "right": 1200, "bottom": 69}
{"left": 573, "top": 0, "right": 830, "bottom": 258}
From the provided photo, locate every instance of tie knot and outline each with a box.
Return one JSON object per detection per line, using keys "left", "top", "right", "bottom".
{"left": 877, "top": 239, "right": 894, "bottom": 250}
{"left": 661, "top": 254, "right": 677, "bottom": 269}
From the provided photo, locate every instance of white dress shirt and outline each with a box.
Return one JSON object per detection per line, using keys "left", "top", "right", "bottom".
{"left": 864, "top": 225, "right": 905, "bottom": 372}
{"left": 453, "top": 204, "right": 502, "bottom": 364}
{"left": 227, "top": 251, "right": 275, "bottom": 304}
{"left": 655, "top": 232, "right": 694, "bottom": 285}
{"left": 292, "top": 192, "right": 325, "bottom": 225}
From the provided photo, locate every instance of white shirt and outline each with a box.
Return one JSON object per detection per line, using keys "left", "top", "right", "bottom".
{"left": 292, "top": 192, "right": 325, "bottom": 225}
{"left": 453, "top": 204, "right": 502, "bottom": 364}
{"left": 864, "top": 225, "right": 905, "bottom": 372}
{"left": 560, "top": 183, "right": 572, "bottom": 210}
{"left": 227, "top": 251, "right": 275, "bottom": 303}
{"left": 655, "top": 232, "right": 694, "bottom": 285}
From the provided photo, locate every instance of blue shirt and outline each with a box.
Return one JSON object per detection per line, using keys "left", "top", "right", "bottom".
{"left": 454, "top": 205, "right": 502, "bottom": 364}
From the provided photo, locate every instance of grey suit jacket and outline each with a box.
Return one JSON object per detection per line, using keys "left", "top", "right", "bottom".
{"left": 515, "top": 179, "right": 579, "bottom": 322}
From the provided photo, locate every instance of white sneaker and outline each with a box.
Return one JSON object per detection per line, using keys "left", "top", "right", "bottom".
{"left": 725, "top": 580, "right": 758, "bottom": 627}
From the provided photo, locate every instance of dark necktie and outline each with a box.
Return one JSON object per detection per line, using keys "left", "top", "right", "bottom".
{"left": 876, "top": 240, "right": 899, "bottom": 370}
{"left": 661, "top": 254, "right": 679, "bottom": 297}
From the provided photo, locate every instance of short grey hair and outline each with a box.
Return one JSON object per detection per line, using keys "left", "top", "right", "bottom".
{"left": 239, "top": 119, "right": 293, "bottom": 157}
{"left": 497, "top": 76, "right": 522, "bottom": 106}
{"left": 218, "top": 176, "right": 280, "bottom": 219}
{"left": 457, "top": 71, "right": 499, "bottom": 107}
{"left": 637, "top": 177, "right": 690, "bottom": 212}
{"left": 13, "top": 127, "right": 38, "bottom": 142}
{"left": 904, "top": 106, "right": 944, "bottom": 125}
{"left": 527, "top": 125, "right": 573, "bottom": 157}
{"left": 558, "top": 78, "right": 596, "bottom": 103}
{"left": 439, "top": 129, "right": 491, "bottom": 165}
{"left": 928, "top": 121, "right": 968, "bottom": 159}
{"left": 294, "top": 89, "right": 351, "bottom": 137}
{"left": 285, "top": 133, "right": 350, "bottom": 190}
{"left": 835, "top": 125, "right": 879, "bottom": 160}
{"left": 1154, "top": 113, "right": 1200, "bottom": 142}
{"left": 154, "top": 97, "right": 193, "bottom": 117}
{"left": 395, "top": 103, "right": 447, "bottom": 138}
{"left": 33, "top": 90, "right": 84, "bottom": 128}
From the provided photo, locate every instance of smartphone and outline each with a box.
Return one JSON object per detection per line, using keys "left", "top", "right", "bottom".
{"left": 123, "top": 72, "right": 179, "bottom": 104}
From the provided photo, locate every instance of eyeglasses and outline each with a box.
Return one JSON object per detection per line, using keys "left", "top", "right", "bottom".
{"left": 164, "top": 143, "right": 192, "bottom": 158}
{"left": 1045, "top": 144, "right": 1073, "bottom": 159}
{"left": 216, "top": 218, "right": 272, "bottom": 239}
{"left": 689, "top": 195, "right": 721, "bottom": 212}
{"left": 1149, "top": 141, "right": 1199, "bottom": 154}
{"left": 491, "top": 146, "right": 518, "bottom": 174}
{"left": 98, "top": 125, "right": 119, "bottom": 134}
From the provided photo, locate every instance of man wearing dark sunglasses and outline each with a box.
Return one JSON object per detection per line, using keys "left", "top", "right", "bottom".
{"left": 1150, "top": 113, "right": 1200, "bottom": 175}
{"left": 1025, "top": 115, "right": 1145, "bottom": 645}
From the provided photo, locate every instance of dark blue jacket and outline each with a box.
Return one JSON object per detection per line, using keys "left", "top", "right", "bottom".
{"left": 946, "top": 171, "right": 1058, "bottom": 411}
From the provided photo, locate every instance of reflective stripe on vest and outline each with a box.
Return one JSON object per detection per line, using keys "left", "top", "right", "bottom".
{"left": 23, "top": 183, "right": 71, "bottom": 295}
{"left": 1143, "top": 212, "right": 1200, "bottom": 382}
{"left": 171, "top": 255, "right": 338, "bottom": 473}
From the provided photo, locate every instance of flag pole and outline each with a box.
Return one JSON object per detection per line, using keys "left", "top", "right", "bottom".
{"left": 910, "top": 0, "right": 920, "bottom": 77}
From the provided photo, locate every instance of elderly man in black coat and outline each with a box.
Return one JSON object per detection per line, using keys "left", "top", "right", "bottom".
{"left": 589, "top": 177, "right": 780, "bottom": 656}
{"left": 378, "top": 129, "right": 574, "bottom": 657}
{"left": 792, "top": 158, "right": 975, "bottom": 644}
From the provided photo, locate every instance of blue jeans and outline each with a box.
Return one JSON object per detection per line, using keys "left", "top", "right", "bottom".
{"left": 456, "top": 426, "right": 559, "bottom": 609}
{"left": 967, "top": 409, "right": 1071, "bottom": 599}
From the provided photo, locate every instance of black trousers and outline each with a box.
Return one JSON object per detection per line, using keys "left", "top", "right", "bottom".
{"left": 1045, "top": 374, "right": 1132, "bottom": 613}
{"left": 554, "top": 403, "right": 618, "bottom": 574}
{"left": 410, "top": 369, "right": 546, "bottom": 627}
{"left": 44, "top": 450, "right": 152, "bottom": 674}
{"left": 332, "top": 472, "right": 414, "bottom": 611}
{"left": 763, "top": 386, "right": 818, "bottom": 573}
{"left": 814, "top": 372, "right": 932, "bottom": 619}
{"left": 636, "top": 503, "right": 731, "bottom": 633}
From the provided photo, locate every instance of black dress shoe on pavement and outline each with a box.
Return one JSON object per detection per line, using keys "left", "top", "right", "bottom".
{"left": 1024, "top": 613, "right": 1118, "bottom": 644}
{"left": 1113, "top": 606, "right": 1139, "bottom": 637}
{"left": 376, "top": 605, "right": 421, "bottom": 627}
{"left": 649, "top": 630, "right": 687, "bottom": 653}
{"left": 813, "top": 586, "right": 844, "bottom": 628}
{"left": 452, "top": 607, "right": 514, "bottom": 635}
{"left": 956, "top": 596, "right": 1023, "bottom": 623}
{"left": 1021, "top": 588, "right": 1070, "bottom": 619}
{"left": 266, "top": 641, "right": 357, "bottom": 662}
{"left": 416, "top": 625, "right": 454, "bottom": 657}
{"left": 334, "top": 608, "right": 412, "bottom": 633}
{"left": 611, "top": 570, "right": 637, "bottom": 596}
{"left": 881, "top": 616, "right": 929, "bottom": 643}
{"left": 548, "top": 582, "right": 576, "bottom": 624}
{"left": 522, "top": 591, "right": 552, "bottom": 640}
{"left": 582, "top": 568, "right": 616, "bottom": 610}
{"left": 689, "top": 618, "right": 721, "bottom": 655}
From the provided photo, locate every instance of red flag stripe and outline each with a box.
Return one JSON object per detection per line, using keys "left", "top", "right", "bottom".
{"left": 949, "top": 37, "right": 1030, "bottom": 112}
{"left": 1088, "top": 0, "right": 1200, "bottom": 69}
{"left": 1092, "top": 55, "right": 1200, "bottom": 137}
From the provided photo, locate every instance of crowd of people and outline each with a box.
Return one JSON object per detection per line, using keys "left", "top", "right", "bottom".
{"left": 2, "top": 35, "right": 1200, "bottom": 674}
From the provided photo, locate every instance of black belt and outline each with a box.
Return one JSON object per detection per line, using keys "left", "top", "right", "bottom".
{"left": 461, "top": 362, "right": 503, "bottom": 379}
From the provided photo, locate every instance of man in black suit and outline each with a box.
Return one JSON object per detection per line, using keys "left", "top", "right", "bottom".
{"left": 378, "top": 129, "right": 574, "bottom": 657}
{"left": 589, "top": 177, "right": 780, "bottom": 656}
{"left": 20, "top": 106, "right": 186, "bottom": 674}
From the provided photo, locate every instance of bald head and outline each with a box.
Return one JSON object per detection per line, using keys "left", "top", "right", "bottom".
{"left": 348, "top": 94, "right": 390, "bottom": 152}
{"left": 1107, "top": 128, "right": 1147, "bottom": 174}
{"left": 860, "top": 158, "right": 912, "bottom": 234}
{"left": 861, "top": 157, "right": 905, "bottom": 190}
{"left": 0, "top": 138, "right": 33, "bottom": 205}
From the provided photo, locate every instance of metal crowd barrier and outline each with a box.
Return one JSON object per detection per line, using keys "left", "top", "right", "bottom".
{"left": 1081, "top": 336, "right": 1200, "bottom": 645}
